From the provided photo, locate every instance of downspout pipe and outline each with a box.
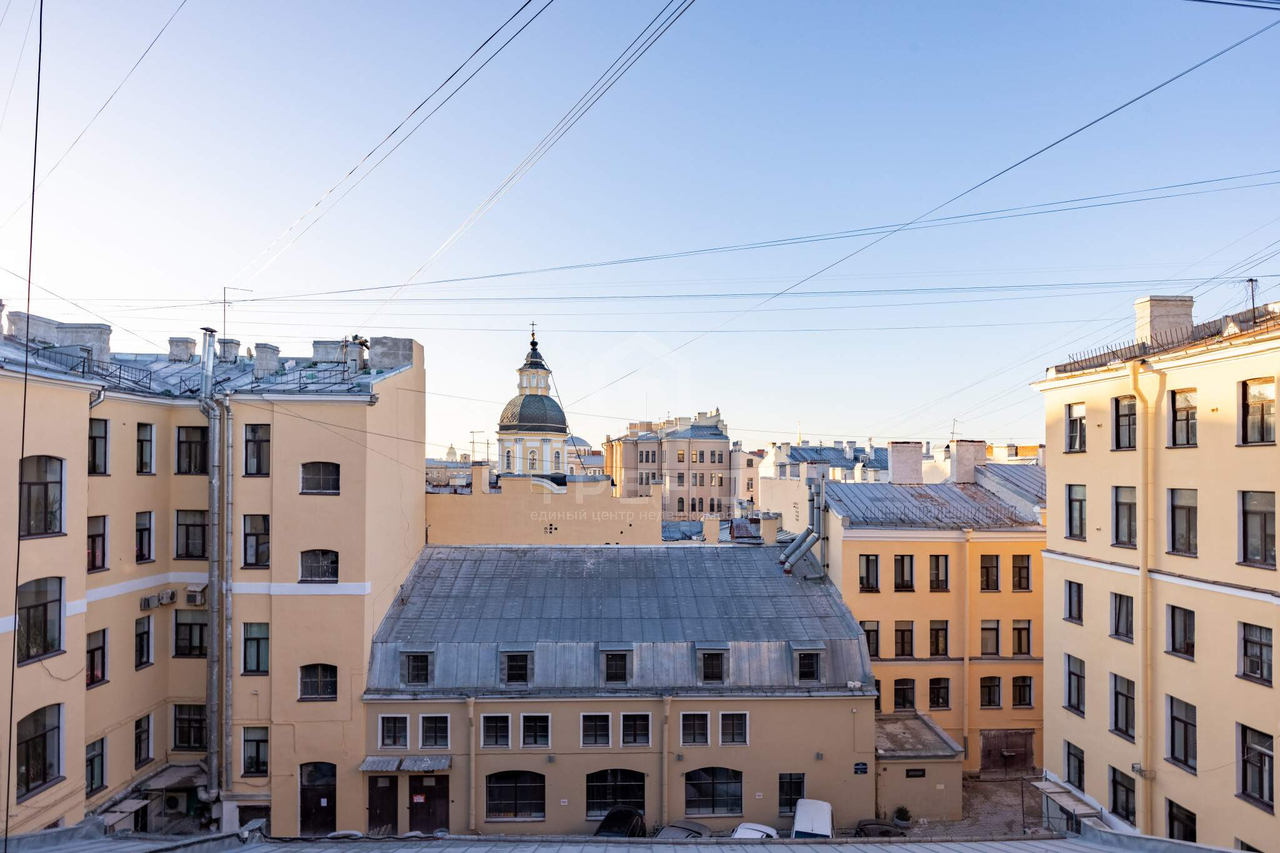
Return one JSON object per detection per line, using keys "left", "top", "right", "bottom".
{"left": 1130, "top": 360, "right": 1154, "bottom": 832}
{"left": 661, "top": 695, "right": 672, "bottom": 827}
{"left": 467, "top": 697, "right": 477, "bottom": 832}
{"left": 89, "top": 388, "right": 106, "bottom": 409}
{"left": 222, "top": 391, "right": 235, "bottom": 800}
{"left": 961, "top": 528, "right": 973, "bottom": 763}
{"left": 196, "top": 328, "right": 221, "bottom": 805}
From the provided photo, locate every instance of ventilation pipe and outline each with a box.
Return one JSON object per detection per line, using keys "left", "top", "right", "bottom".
{"left": 778, "top": 485, "right": 815, "bottom": 565}
{"left": 196, "top": 328, "right": 222, "bottom": 809}
{"left": 783, "top": 482, "right": 821, "bottom": 574}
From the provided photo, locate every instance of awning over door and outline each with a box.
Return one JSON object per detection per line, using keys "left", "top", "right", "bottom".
{"left": 402, "top": 755, "right": 451, "bottom": 772}
{"left": 359, "top": 756, "right": 402, "bottom": 772}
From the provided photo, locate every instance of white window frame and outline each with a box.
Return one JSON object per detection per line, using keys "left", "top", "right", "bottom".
{"left": 479, "top": 713, "right": 511, "bottom": 749}
{"left": 137, "top": 422, "right": 155, "bottom": 474}
{"left": 418, "top": 714, "right": 450, "bottom": 750}
{"left": 241, "top": 725, "right": 269, "bottom": 776}
{"left": 580, "top": 712, "right": 610, "bottom": 748}
{"left": 378, "top": 714, "right": 410, "bottom": 750}
{"left": 717, "top": 711, "right": 749, "bottom": 747}
{"left": 680, "top": 711, "right": 710, "bottom": 747}
{"left": 520, "top": 713, "right": 552, "bottom": 750}
{"left": 620, "top": 712, "right": 651, "bottom": 747}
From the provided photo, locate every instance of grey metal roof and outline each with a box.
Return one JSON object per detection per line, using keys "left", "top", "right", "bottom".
{"left": 875, "top": 712, "right": 964, "bottom": 760}
{"left": 357, "top": 756, "right": 402, "bottom": 773}
{"left": 663, "top": 425, "right": 729, "bottom": 440}
{"left": 826, "top": 482, "right": 1041, "bottom": 530}
{"left": 366, "top": 545, "right": 871, "bottom": 697}
{"left": 786, "top": 445, "right": 887, "bottom": 470}
{"left": 498, "top": 393, "right": 568, "bottom": 434}
{"left": 977, "top": 464, "right": 1047, "bottom": 505}
{"left": 401, "top": 755, "right": 452, "bottom": 772}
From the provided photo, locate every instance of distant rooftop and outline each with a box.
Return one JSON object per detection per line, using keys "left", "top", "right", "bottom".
{"left": 876, "top": 711, "right": 964, "bottom": 760}
{"left": 976, "top": 463, "right": 1047, "bottom": 506}
{"left": 826, "top": 481, "right": 1041, "bottom": 530}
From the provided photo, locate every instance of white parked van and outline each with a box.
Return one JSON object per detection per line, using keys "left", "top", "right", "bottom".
{"left": 790, "top": 798, "right": 834, "bottom": 839}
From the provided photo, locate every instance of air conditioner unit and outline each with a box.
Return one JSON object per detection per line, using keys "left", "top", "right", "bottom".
{"left": 185, "top": 590, "right": 204, "bottom": 606}
{"left": 139, "top": 594, "right": 159, "bottom": 611}
{"left": 164, "top": 793, "right": 188, "bottom": 814}
{"left": 157, "top": 590, "right": 177, "bottom": 605}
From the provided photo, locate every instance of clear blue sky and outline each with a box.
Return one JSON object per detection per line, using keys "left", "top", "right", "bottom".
{"left": 1, "top": 0, "right": 1278, "bottom": 456}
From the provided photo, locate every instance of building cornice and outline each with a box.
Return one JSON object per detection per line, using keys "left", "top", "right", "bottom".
{"left": 1043, "top": 548, "right": 1280, "bottom": 605}
{"left": 840, "top": 528, "right": 1045, "bottom": 543}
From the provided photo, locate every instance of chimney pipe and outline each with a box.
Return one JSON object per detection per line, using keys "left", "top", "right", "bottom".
{"left": 253, "top": 343, "right": 280, "bottom": 378}
{"left": 1134, "top": 295, "right": 1194, "bottom": 345}
{"left": 169, "top": 337, "right": 197, "bottom": 362}
{"left": 949, "top": 440, "right": 986, "bottom": 485}
{"left": 887, "top": 441, "right": 924, "bottom": 485}
{"left": 216, "top": 338, "right": 240, "bottom": 363}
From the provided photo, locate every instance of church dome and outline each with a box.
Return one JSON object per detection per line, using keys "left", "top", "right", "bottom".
{"left": 498, "top": 393, "right": 567, "bottom": 434}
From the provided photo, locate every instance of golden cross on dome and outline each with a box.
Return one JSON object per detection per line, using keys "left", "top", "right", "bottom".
{"left": 529, "top": 320, "right": 537, "bottom": 342}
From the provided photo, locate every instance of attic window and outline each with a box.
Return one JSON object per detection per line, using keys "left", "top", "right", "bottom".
{"left": 405, "top": 654, "right": 431, "bottom": 685}
{"left": 700, "top": 651, "right": 725, "bottom": 684}
{"left": 605, "top": 653, "right": 628, "bottom": 684}
{"left": 503, "top": 652, "right": 530, "bottom": 686}
{"left": 797, "top": 652, "right": 820, "bottom": 682}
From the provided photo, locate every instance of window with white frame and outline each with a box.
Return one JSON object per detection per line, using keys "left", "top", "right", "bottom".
{"left": 380, "top": 715, "right": 408, "bottom": 749}
{"left": 681, "top": 712, "right": 709, "bottom": 746}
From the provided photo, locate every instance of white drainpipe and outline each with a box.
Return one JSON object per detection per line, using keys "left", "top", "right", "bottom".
{"left": 196, "top": 328, "right": 222, "bottom": 808}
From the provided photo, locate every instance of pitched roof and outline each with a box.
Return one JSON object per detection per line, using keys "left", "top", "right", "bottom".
{"left": 663, "top": 424, "right": 729, "bottom": 440}
{"left": 826, "top": 481, "right": 1041, "bottom": 530}
{"left": 977, "top": 463, "right": 1047, "bottom": 505}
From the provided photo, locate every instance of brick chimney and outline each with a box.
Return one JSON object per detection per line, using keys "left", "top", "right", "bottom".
{"left": 168, "top": 337, "right": 196, "bottom": 362}
{"left": 253, "top": 343, "right": 280, "bottom": 378}
{"left": 887, "top": 441, "right": 923, "bottom": 485}
{"left": 949, "top": 439, "right": 987, "bottom": 484}
{"left": 1135, "top": 295, "right": 1194, "bottom": 344}
{"left": 217, "top": 338, "right": 240, "bottom": 363}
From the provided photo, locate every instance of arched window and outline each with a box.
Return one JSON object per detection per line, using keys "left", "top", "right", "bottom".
{"left": 300, "top": 663, "right": 338, "bottom": 700}
{"left": 505, "top": 450, "right": 513, "bottom": 471}
{"left": 554, "top": 451, "right": 562, "bottom": 472}
{"left": 300, "top": 461, "right": 340, "bottom": 494}
{"left": 528, "top": 450, "right": 538, "bottom": 470}
{"left": 16, "top": 705, "right": 61, "bottom": 798}
{"left": 19, "top": 456, "right": 62, "bottom": 537}
{"left": 677, "top": 497, "right": 685, "bottom": 513}
{"left": 586, "top": 769, "right": 644, "bottom": 818}
{"left": 486, "top": 770, "right": 545, "bottom": 819}
{"left": 684, "top": 767, "right": 742, "bottom": 815}
{"left": 697, "top": 497, "right": 704, "bottom": 513}
{"left": 300, "top": 549, "right": 339, "bottom": 583}
{"left": 16, "top": 578, "right": 61, "bottom": 663}
{"left": 299, "top": 762, "right": 337, "bottom": 836}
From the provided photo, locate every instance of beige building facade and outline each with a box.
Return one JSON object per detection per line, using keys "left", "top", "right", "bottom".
{"left": 1036, "top": 295, "right": 1278, "bottom": 851}
{"left": 603, "top": 411, "right": 731, "bottom": 521}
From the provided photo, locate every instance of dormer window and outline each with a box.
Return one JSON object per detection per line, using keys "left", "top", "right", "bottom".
{"left": 605, "top": 654, "right": 627, "bottom": 683}
{"left": 405, "top": 653, "right": 431, "bottom": 685}
{"left": 791, "top": 642, "right": 825, "bottom": 683}
{"left": 798, "top": 653, "right": 820, "bottom": 681}
{"left": 702, "top": 653, "right": 724, "bottom": 683}
{"left": 501, "top": 650, "right": 532, "bottom": 687}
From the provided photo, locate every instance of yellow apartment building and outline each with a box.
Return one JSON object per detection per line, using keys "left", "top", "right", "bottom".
{"left": 603, "top": 411, "right": 731, "bottom": 521}
{"left": 1, "top": 306, "right": 425, "bottom": 836}
{"left": 1036, "top": 295, "right": 1277, "bottom": 851}
{"left": 759, "top": 439, "right": 1047, "bottom": 775}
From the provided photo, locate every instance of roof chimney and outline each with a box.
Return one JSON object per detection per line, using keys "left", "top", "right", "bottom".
{"left": 312, "top": 340, "right": 343, "bottom": 362}
{"left": 217, "top": 338, "right": 240, "bottom": 363}
{"left": 253, "top": 343, "right": 280, "bottom": 378}
{"left": 1135, "top": 295, "right": 1194, "bottom": 345}
{"left": 168, "top": 337, "right": 196, "bottom": 362}
{"left": 887, "top": 441, "right": 923, "bottom": 485}
{"left": 949, "top": 440, "right": 986, "bottom": 484}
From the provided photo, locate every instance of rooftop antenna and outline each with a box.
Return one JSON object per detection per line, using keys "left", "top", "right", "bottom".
{"left": 1244, "top": 277, "right": 1260, "bottom": 324}
{"left": 950, "top": 418, "right": 959, "bottom": 442}
{"left": 223, "top": 286, "right": 252, "bottom": 342}
{"left": 469, "top": 430, "right": 484, "bottom": 462}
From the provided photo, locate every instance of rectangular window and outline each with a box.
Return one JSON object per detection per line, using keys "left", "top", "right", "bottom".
{"left": 1111, "top": 674, "right": 1135, "bottom": 740}
{"left": 604, "top": 652, "right": 628, "bottom": 683}
{"left": 405, "top": 654, "right": 430, "bottom": 685}
{"left": 894, "top": 555, "right": 914, "bottom": 591}
{"left": 243, "top": 623, "right": 269, "bottom": 674}
{"left": 1112, "top": 593, "right": 1134, "bottom": 640}
{"left": 1170, "top": 606, "right": 1195, "bottom": 658}
{"left": 173, "top": 704, "right": 206, "bottom": 751}
{"left": 894, "top": 621, "right": 914, "bottom": 658}
{"left": 482, "top": 715, "right": 510, "bottom": 748}
{"left": 175, "top": 510, "right": 207, "bottom": 559}
{"left": 681, "top": 712, "right": 709, "bottom": 746}
{"left": 86, "top": 738, "right": 105, "bottom": 795}
{"left": 621, "top": 713, "right": 649, "bottom": 746}
{"left": 1167, "top": 800, "right": 1196, "bottom": 842}
{"left": 1239, "top": 725, "right": 1274, "bottom": 808}
{"left": 1243, "top": 379, "right": 1275, "bottom": 444}
{"left": 1064, "top": 580, "right": 1083, "bottom": 624}
{"left": 175, "top": 611, "right": 208, "bottom": 658}
{"left": 859, "top": 554, "right": 879, "bottom": 591}
{"left": 420, "top": 715, "right": 449, "bottom": 748}
{"left": 176, "top": 426, "right": 208, "bottom": 474}
{"left": 797, "top": 652, "right": 820, "bottom": 681}
{"left": 980, "top": 676, "right": 1001, "bottom": 708}
{"left": 86, "top": 629, "right": 107, "bottom": 688}
{"left": 243, "top": 726, "right": 268, "bottom": 776}
{"left": 1172, "top": 390, "right": 1197, "bottom": 447}
{"left": 1013, "top": 675, "right": 1033, "bottom": 708}
{"left": 134, "top": 617, "right": 151, "bottom": 669}
{"left": 981, "top": 620, "right": 1000, "bottom": 656}
{"left": 1169, "top": 696, "right": 1196, "bottom": 771}
{"left": 1110, "top": 767, "right": 1136, "bottom": 825}
{"left": 16, "top": 578, "right": 61, "bottom": 663}
{"left": 504, "top": 653, "right": 529, "bottom": 686}
{"left": 1067, "top": 485, "right": 1087, "bottom": 539}
{"left": 929, "top": 555, "right": 948, "bottom": 590}
{"left": 677, "top": 450, "right": 685, "bottom": 463}
{"left": 778, "top": 773, "right": 804, "bottom": 816}
{"left": 1170, "top": 489, "right": 1197, "bottom": 555}
{"left": 245, "top": 425, "right": 271, "bottom": 475}
{"left": 980, "top": 555, "right": 999, "bottom": 591}
{"left": 862, "top": 621, "right": 879, "bottom": 658}
{"left": 521, "top": 715, "right": 549, "bottom": 748}
{"left": 87, "top": 516, "right": 106, "bottom": 572}
{"left": 243, "top": 515, "right": 269, "bottom": 567}
{"left": 720, "top": 712, "right": 747, "bottom": 745}
{"left": 300, "top": 461, "right": 340, "bottom": 493}
{"left": 893, "top": 678, "right": 915, "bottom": 710}
{"left": 1114, "top": 396, "right": 1136, "bottom": 450}
{"left": 874, "top": 680, "right": 880, "bottom": 712}
{"left": 1065, "top": 742, "right": 1084, "bottom": 789}
{"left": 1241, "top": 623, "right": 1273, "bottom": 685}
{"left": 929, "top": 620, "right": 948, "bottom": 657}
{"left": 1114, "top": 486, "right": 1136, "bottom": 547}
{"left": 677, "top": 472, "right": 685, "bottom": 487}
{"left": 701, "top": 652, "right": 724, "bottom": 683}
{"left": 1067, "top": 403, "right": 1086, "bottom": 451}
{"left": 1242, "top": 491, "right": 1276, "bottom": 566}
{"left": 380, "top": 716, "right": 408, "bottom": 749}
{"left": 134, "top": 716, "right": 151, "bottom": 767}
{"left": 1012, "top": 554, "right": 1031, "bottom": 590}
{"left": 135, "top": 512, "right": 152, "bottom": 562}
{"left": 581, "top": 714, "right": 610, "bottom": 747}
{"left": 19, "top": 456, "right": 63, "bottom": 537}
{"left": 136, "top": 423, "right": 153, "bottom": 474}
{"left": 1066, "top": 655, "right": 1086, "bottom": 714}
{"left": 88, "top": 418, "right": 108, "bottom": 475}
{"left": 929, "top": 677, "right": 950, "bottom": 709}
{"left": 1013, "top": 620, "right": 1031, "bottom": 656}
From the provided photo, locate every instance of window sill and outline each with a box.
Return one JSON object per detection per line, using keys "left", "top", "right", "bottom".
{"left": 242, "top": 671, "right": 269, "bottom": 677}
{"left": 1236, "top": 673, "right": 1272, "bottom": 688}
{"left": 173, "top": 557, "right": 208, "bottom": 562}
{"left": 680, "top": 743, "right": 710, "bottom": 748}
{"left": 87, "top": 567, "right": 109, "bottom": 575}
{"left": 87, "top": 784, "right": 107, "bottom": 798}
{"left": 1110, "top": 634, "right": 1134, "bottom": 644}
{"left": 1237, "top": 561, "right": 1277, "bottom": 572}
{"left": 859, "top": 588, "right": 880, "bottom": 594}
{"left": 979, "top": 705, "right": 1001, "bottom": 711}
{"left": 980, "top": 588, "right": 1001, "bottom": 593}
{"left": 173, "top": 654, "right": 207, "bottom": 660}
{"left": 15, "top": 776, "right": 65, "bottom": 804}
{"left": 298, "top": 579, "right": 339, "bottom": 585}
{"left": 135, "top": 661, "right": 154, "bottom": 672}
{"left": 930, "top": 706, "right": 951, "bottom": 712}
{"left": 1064, "top": 536, "right": 1086, "bottom": 543}
{"left": 1013, "top": 588, "right": 1034, "bottom": 593}
{"left": 1165, "top": 550, "right": 1198, "bottom": 559}
{"left": 17, "top": 649, "right": 65, "bottom": 667}
{"left": 241, "top": 565, "right": 270, "bottom": 571}
{"left": 1064, "top": 449, "right": 1087, "bottom": 455}
{"left": 1236, "top": 442, "right": 1277, "bottom": 449}
{"left": 88, "top": 473, "right": 110, "bottom": 478}
{"left": 299, "top": 491, "right": 340, "bottom": 496}
{"left": 135, "top": 559, "right": 155, "bottom": 565}
{"left": 484, "top": 818, "right": 545, "bottom": 823}
{"left": 87, "top": 679, "right": 109, "bottom": 691}
{"left": 1062, "top": 705, "right": 1085, "bottom": 719}
{"left": 480, "top": 745, "right": 512, "bottom": 750}
{"left": 1164, "top": 757, "right": 1196, "bottom": 776}
{"left": 1111, "top": 447, "right": 1136, "bottom": 453}
{"left": 1112, "top": 543, "right": 1137, "bottom": 550}
{"left": 136, "top": 471, "right": 155, "bottom": 476}
{"left": 1063, "top": 618, "right": 1083, "bottom": 626}
{"left": 243, "top": 474, "right": 271, "bottom": 478}
{"left": 135, "top": 757, "right": 154, "bottom": 770}
{"left": 171, "top": 747, "right": 207, "bottom": 753}
{"left": 894, "top": 588, "right": 915, "bottom": 593}
{"left": 929, "top": 587, "right": 949, "bottom": 593}
{"left": 242, "top": 772, "right": 268, "bottom": 778}
{"left": 19, "top": 532, "right": 67, "bottom": 541}
{"left": 1164, "top": 650, "right": 1195, "bottom": 662}
{"left": 1013, "top": 703, "right": 1035, "bottom": 709}
{"left": 1236, "top": 793, "right": 1275, "bottom": 815}
{"left": 174, "top": 472, "right": 209, "bottom": 477}
{"left": 1166, "top": 443, "right": 1197, "bottom": 450}
{"left": 1109, "top": 729, "right": 1135, "bottom": 744}
{"left": 297, "top": 697, "right": 338, "bottom": 702}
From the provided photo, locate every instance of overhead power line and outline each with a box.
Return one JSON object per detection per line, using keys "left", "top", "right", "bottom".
{"left": 566, "top": 13, "right": 1280, "bottom": 406}
{"left": 1181, "top": 0, "right": 1280, "bottom": 10}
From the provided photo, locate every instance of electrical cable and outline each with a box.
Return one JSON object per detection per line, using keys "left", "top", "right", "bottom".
{"left": 0, "top": 0, "right": 36, "bottom": 141}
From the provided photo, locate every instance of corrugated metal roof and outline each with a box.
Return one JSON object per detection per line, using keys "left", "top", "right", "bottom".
{"left": 366, "top": 545, "right": 871, "bottom": 696}
{"left": 664, "top": 425, "right": 729, "bottom": 440}
{"left": 401, "top": 755, "right": 452, "bottom": 772}
{"left": 826, "top": 482, "right": 1041, "bottom": 530}
{"left": 977, "top": 464, "right": 1047, "bottom": 504}
{"left": 358, "top": 756, "right": 402, "bottom": 772}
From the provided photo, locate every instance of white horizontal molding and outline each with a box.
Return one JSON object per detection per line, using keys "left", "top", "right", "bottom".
{"left": 1043, "top": 549, "right": 1280, "bottom": 606}
{"left": 85, "top": 572, "right": 209, "bottom": 603}
{"left": 232, "top": 582, "right": 371, "bottom": 596}
{"left": 841, "top": 528, "right": 1044, "bottom": 543}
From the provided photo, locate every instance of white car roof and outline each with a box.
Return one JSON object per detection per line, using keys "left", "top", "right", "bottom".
{"left": 732, "top": 823, "right": 778, "bottom": 838}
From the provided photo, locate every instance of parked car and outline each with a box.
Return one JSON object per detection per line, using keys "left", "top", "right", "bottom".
{"left": 655, "top": 819, "right": 712, "bottom": 839}
{"left": 732, "top": 822, "right": 779, "bottom": 839}
{"left": 853, "top": 819, "right": 906, "bottom": 838}
{"left": 790, "top": 798, "right": 834, "bottom": 839}
{"left": 594, "top": 806, "right": 646, "bottom": 838}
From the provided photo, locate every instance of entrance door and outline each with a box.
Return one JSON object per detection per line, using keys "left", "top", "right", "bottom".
{"left": 409, "top": 775, "right": 450, "bottom": 834}
{"left": 367, "top": 776, "right": 398, "bottom": 836}
{"left": 299, "top": 762, "right": 337, "bottom": 837}
{"left": 979, "top": 729, "right": 1035, "bottom": 776}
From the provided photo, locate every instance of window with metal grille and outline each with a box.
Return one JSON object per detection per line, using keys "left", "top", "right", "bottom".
{"left": 682, "top": 713, "right": 709, "bottom": 746}
{"left": 622, "top": 713, "right": 649, "bottom": 746}
{"left": 1169, "top": 696, "right": 1196, "bottom": 771}
{"left": 893, "top": 678, "right": 915, "bottom": 710}
{"left": 300, "top": 461, "right": 340, "bottom": 493}
{"left": 421, "top": 716, "right": 448, "bottom": 748}
{"left": 176, "top": 427, "right": 208, "bottom": 474}
{"left": 929, "top": 678, "right": 949, "bottom": 709}
{"left": 980, "top": 676, "right": 1001, "bottom": 708}
{"left": 720, "top": 713, "right": 747, "bottom": 745}
{"left": 486, "top": 771, "right": 545, "bottom": 819}
{"left": 86, "top": 630, "right": 107, "bottom": 687}
{"left": 604, "top": 652, "right": 628, "bottom": 683}
{"left": 522, "top": 715, "right": 549, "bottom": 747}
{"left": 380, "top": 716, "right": 408, "bottom": 749}
{"left": 505, "top": 653, "right": 529, "bottom": 685}
{"left": 1172, "top": 390, "right": 1197, "bottom": 446}
{"left": 300, "top": 549, "right": 339, "bottom": 583}
{"left": 482, "top": 716, "right": 509, "bottom": 748}
{"left": 582, "top": 714, "right": 610, "bottom": 747}
{"left": 173, "top": 704, "right": 206, "bottom": 750}
{"left": 19, "top": 456, "right": 62, "bottom": 537}
{"left": 684, "top": 767, "right": 741, "bottom": 815}
{"left": 243, "top": 726, "right": 268, "bottom": 776}
{"left": 701, "top": 652, "right": 724, "bottom": 683}
{"left": 778, "top": 773, "right": 804, "bottom": 816}
{"left": 174, "top": 611, "right": 207, "bottom": 658}
{"left": 1114, "top": 396, "right": 1136, "bottom": 450}
{"left": 87, "top": 516, "right": 106, "bottom": 572}
{"left": 798, "top": 651, "right": 820, "bottom": 680}
{"left": 1242, "top": 623, "right": 1273, "bottom": 684}
{"left": 929, "top": 555, "right": 948, "bottom": 590}
{"left": 299, "top": 664, "right": 337, "bottom": 700}
{"left": 586, "top": 769, "right": 644, "bottom": 818}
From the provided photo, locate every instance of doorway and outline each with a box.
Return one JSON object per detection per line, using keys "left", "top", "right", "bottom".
{"left": 299, "top": 762, "right": 337, "bottom": 836}
{"left": 409, "top": 775, "right": 450, "bottom": 834}
{"left": 979, "top": 729, "right": 1035, "bottom": 776}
